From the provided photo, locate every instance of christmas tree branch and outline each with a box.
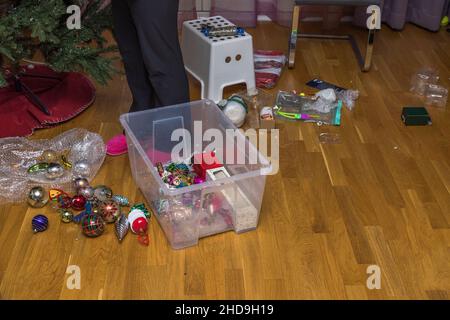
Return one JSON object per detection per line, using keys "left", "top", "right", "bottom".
{"left": 0, "top": 0, "right": 117, "bottom": 87}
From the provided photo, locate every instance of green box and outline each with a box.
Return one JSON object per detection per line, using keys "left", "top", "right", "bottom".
{"left": 401, "top": 107, "right": 432, "bottom": 126}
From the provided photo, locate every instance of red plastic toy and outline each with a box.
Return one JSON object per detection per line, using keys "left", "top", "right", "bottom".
{"left": 192, "top": 152, "right": 223, "bottom": 180}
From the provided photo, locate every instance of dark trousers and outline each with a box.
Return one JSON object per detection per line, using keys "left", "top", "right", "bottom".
{"left": 112, "top": 0, "right": 190, "bottom": 113}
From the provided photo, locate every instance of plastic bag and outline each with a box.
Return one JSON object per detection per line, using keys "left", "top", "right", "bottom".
{"left": 0, "top": 128, "right": 106, "bottom": 204}
{"left": 306, "top": 78, "right": 359, "bottom": 110}
{"left": 319, "top": 133, "right": 341, "bottom": 144}
{"left": 274, "top": 91, "right": 342, "bottom": 126}
{"left": 254, "top": 50, "right": 286, "bottom": 89}
{"left": 231, "top": 89, "right": 275, "bottom": 129}
{"left": 425, "top": 84, "right": 448, "bottom": 109}
{"left": 312, "top": 89, "right": 337, "bottom": 113}
{"left": 410, "top": 68, "right": 439, "bottom": 96}
{"left": 337, "top": 89, "right": 360, "bottom": 111}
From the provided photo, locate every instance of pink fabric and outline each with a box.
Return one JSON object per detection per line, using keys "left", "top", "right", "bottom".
{"left": 106, "top": 133, "right": 172, "bottom": 161}
{"left": 106, "top": 134, "right": 128, "bottom": 156}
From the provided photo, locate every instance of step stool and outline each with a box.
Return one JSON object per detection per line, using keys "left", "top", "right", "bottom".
{"left": 181, "top": 16, "right": 257, "bottom": 103}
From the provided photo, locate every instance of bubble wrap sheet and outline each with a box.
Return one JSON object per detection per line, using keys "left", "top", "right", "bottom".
{"left": 0, "top": 128, "right": 106, "bottom": 204}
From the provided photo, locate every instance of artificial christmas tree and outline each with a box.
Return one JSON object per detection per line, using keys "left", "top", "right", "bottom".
{"left": 0, "top": 0, "right": 116, "bottom": 88}
{"left": 0, "top": 0, "right": 116, "bottom": 137}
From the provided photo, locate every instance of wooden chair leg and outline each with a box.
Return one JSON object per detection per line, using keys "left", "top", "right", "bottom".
{"left": 362, "top": 28, "right": 375, "bottom": 72}
{"left": 288, "top": 5, "right": 300, "bottom": 69}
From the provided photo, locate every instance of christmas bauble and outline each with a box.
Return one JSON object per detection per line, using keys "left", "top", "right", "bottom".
{"left": 45, "top": 163, "right": 65, "bottom": 180}
{"left": 59, "top": 209, "right": 74, "bottom": 223}
{"left": 81, "top": 214, "right": 105, "bottom": 238}
{"left": 49, "top": 189, "right": 67, "bottom": 201}
{"left": 71, "top": 195, "right": 87, "bottom": 211}
{"left": 84, "top": 201, "right": 93, "bottom": 214}
{"left": 73, "top": 160, "right": 90, "bottom": 177}
{"left": 73, "top": 211, "right": 87, "bottom": 224}
{"left": 77, "top": 186, "right": 95, "bottom": 200}
{"left": 131, "top": 217, "right": 148, "bottom": 234}
{"left": 193, "top": 176, "right": 205, "bottom": 184}
{"left": 57, "top": 194, "right": 72, "bottom": 209}
{"left": 111, "top": 195, "right": 130, "bottom": 207}
{"left": 27, "top": 163, "right": 49, "bottom": 174}
{"left": 61, "top": 155, "right": 73, "bottom": 169}
{"left": 130, "top": 203, "right": 151, "bottom": 219}
{"left": 92, "top": 205, "right": 100, "bottom": 216}
{"left": 128, "top": 209, "right": 147, "bottom": 234}
{"left": 115, "top": 214, "right": 129, "bottom": 242}
{"left": 41, "top": 149, "right": 58, "bottom": 163}
{"left": 219, "top": 95, "right": 248, "bottom": 128}
{"left": 128, "top": 209, "right": 145, "bottom": 223}
{"left": 27, "top": 186, "right": 49, "bottom": 208}
{"left": 99, "top": 200, "right": 121, "bottom": 223}
{"left": 73, "top": 177, "right": 89, "bottom": 190}
{"left": 32, "top": 214, "right": 49, "bottom": 233}
{"left": 138, "top": 233, "right": 150, "bottom": 246}
{"left": 94, "top": 185, "right": 113, "bottom": 201}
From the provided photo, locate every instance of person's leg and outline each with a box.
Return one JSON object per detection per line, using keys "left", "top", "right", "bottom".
{"left": 111, "top": 0, "right": 156, "bottom": 112}
{"left": 107, "top": 0, "right": 157, "bottom": 156}
{"left": 125, "top": 0, "right": 190, "bottom": 156}
{"left": 109, "top": 0, "right": 190, "bottom": 157}
{"left": 127, "top": 0, "right": 190, "bottom": 106}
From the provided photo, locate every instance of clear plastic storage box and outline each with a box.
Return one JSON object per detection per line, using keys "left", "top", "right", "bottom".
{"left": 120, "top": 100, "right": 271, "bottom": 249}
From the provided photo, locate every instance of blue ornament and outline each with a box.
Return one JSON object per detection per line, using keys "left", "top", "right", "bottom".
{"left": 73, "top": 210, "right": 88, "bottom": 224}
{"left": 84, "top": 201, "right": 93, "bottom": 214}
{"left": 32, "top": 215, "right": 48, "bottom": 233}
{"left": 73, "top": 202, "right": 91, "bottom": 224}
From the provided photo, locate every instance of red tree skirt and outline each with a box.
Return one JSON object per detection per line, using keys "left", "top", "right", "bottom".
{"left": 0, "top": 64, "right": 96, "bottom": 138}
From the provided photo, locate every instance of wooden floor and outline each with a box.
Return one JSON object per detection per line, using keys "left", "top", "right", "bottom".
{"left": 0, "top": 22, "right": 449, "bottom": 300}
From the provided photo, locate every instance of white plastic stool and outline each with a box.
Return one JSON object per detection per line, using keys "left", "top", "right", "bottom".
{"left": 181, "top": 16, "right": 257, "bottom": 103}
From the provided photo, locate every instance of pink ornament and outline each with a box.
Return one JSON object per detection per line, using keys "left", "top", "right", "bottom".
{"left": 194, "top": 176, "right": 205, "bottom": 184}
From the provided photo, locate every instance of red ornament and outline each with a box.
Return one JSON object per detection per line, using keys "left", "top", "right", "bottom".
{"left": 71, "top": 195, "right": 87, "bottom": 211}
{"left": 138, "top": 233, "right": 149, "bottom": 246}
{"left": 131, "top": 217, "right": 148, "bottom": 234}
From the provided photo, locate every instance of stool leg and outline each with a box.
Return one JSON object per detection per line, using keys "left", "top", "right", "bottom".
{"left": 246, "top": 77, "right": 258, "bottom": 97}
{"left": 288, "top": 5, "right": 300, "bottom": 69}
{"left": 205, "top": 80, "right": 224, "bottom": 103}
{"left": 362, "top": 28, "right": 375, "bottom": 72}
{"left": 200, "top": 79, "right": 206, "bottom": 100}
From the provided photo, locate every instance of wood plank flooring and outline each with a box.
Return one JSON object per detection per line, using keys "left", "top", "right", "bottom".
{"left": 0, "top": 22, "right": 449, "bottom": 299}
